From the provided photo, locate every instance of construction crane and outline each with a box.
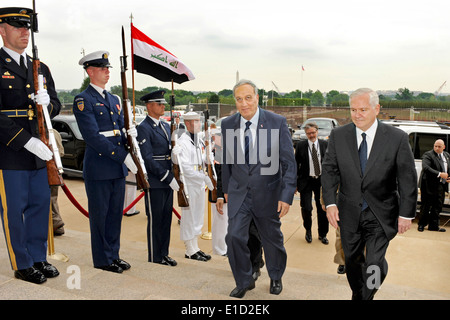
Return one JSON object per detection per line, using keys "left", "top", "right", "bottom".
{"left": 271, "top": 81, "right": 282, "bottom": 96}
{"left": 434, "top": 81, "right": 446, "bottom": 97}
{"left": 271, "top": 81, "right": 282, "bottom": 106}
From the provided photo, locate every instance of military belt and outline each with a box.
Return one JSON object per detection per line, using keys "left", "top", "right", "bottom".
{"left": 152, "top": 155, "right": 171, "bottom": 161}
{"left": 99, "top": 129, "right": 121, "bottom": 137}
{"left": 1, "top": 109, "right": 35, "bottom": 119}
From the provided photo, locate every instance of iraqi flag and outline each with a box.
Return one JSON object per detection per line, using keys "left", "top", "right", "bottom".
{"left": 131, "top": 24, "right": 195, "bottom": 84}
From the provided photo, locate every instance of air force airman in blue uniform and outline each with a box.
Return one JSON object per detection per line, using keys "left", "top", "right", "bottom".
{"left": 73, "top": 50, "right": 137, "bottom": 273}
{"left": 137, "top": 90, "right": 178, "bottom": 266}
{"left": 0, "top": 7, "right": 61, "bottom": 284}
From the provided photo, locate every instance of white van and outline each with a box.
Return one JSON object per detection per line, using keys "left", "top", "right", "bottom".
{"left": 381, "top": 120, "right": 450, "bottom": 212}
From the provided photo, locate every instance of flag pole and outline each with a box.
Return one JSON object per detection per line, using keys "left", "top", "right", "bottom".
{"left": 130, "top": 13, "right": 136, "bottom": 120}
{"left": 301, "top": 65, "right": 304, "bottom": 99}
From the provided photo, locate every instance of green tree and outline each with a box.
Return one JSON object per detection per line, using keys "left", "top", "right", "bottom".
{"left": 311, "top": 90, "right": 324, "bottom": 106}
{"left": 218, "top": 89, "right": 233, "bottom": 97}
{"left": 395, "top": 88, "right": 414, "bottom": 100}
{"left": 326, "top": 90, "right": 340, "bottom": 104}
{"left": 80, "top": 77, "right": 90, "bottom": 91}
{"left": 209, "top": 93, "right": 220, "bottom": 103}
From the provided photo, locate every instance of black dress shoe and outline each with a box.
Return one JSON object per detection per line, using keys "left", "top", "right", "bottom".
{"left": 95, "top": 263, "right": 123, "bottom": 273}
{"left": 33, "top": 261, "right": 59, "bottom": 278}
{"left": 197, "top": 250, "right": 211, "bottom": 260}
{"left": 305, "top": 230, "right": 312, "bottom": 243}
{"left": 428, "top": 227, "right": 446, "bottom": 232}
{"left": 14, "top": 267, "right": 46, "bottom": 284}
{"left": 270, "top": 279, "right": 282, "bottom": 295}
{"left": 418, "top": 225, "right": 425, "bottom": 232}
{"left": 229, "top": 281, "right": 255, "bottom": 298}
{"left": 319, "top": 236, "right": 329, "bottom": 245}
{"left": 124, "top": 210, "right": 140, "bottom": 216}
{"left": 337, "top": 265, "right": 346, "bottom": 274}
{"left": 185, "top": 252, "right": 208, "bottom": 261}
{"left": 158, "top": 256, "right": 177, "bottom": 266}
{"left": 113, "top": 259, "right": 131, "bottom": 270}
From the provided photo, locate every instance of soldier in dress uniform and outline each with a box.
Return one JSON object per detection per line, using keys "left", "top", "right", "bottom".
{"left": 172, "top": 112, "right": 214, "bottom": 261}
{"left": 137, "top": 89, "right": 179, "bottom": 266}
{"left": 73, "top": 50, "right": 138, "bottom": 273}
{"left": 0, "top": 7, "right": 61, "bottom": 284}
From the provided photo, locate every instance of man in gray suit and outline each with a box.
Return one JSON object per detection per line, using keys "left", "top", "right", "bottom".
{"left": 221, "top": 79, "right": 297, "bottom": 298}
{"left": 322, "top": 88, "right": 417, "bottom": 300}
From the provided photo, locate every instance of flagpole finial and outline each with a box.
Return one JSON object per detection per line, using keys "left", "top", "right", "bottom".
{"left": 130, "top": 13, "right": 134, "bottom": 23}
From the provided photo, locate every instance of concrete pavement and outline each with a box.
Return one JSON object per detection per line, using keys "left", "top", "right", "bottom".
{"left": 0, "top": 176, "right": 449, "bottom": 300}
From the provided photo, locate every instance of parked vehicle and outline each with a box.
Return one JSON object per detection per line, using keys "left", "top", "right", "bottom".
{"left": 292, "top": 117, "right": 340, "bottom": 147}
{"left": 51, "top": 115, "right": 86, "bottom": 173}
{"left": 134, "top": 106, "right": 146, "bottom": 124}
{"left": 381, "top": 119, "right": 450, "bottom": 211}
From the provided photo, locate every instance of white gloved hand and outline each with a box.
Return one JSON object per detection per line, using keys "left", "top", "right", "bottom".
{"left": 124, "top": 154, "right": 138, "bottom": 174}
{"left": 172, "top": 145, "right": 182, "bottom": 156}
{"left": 35, "top": 89, "right": 50, "bottom": 107}
{"left": 24, "top": 137, "right": 53, "bottom": 161}
{"left": 127, "top": 125, "right": 137, "bottom": 138}
{"left": 204, "top": 175, "right": 214, "bottom": 191}
{"left": 169, "top": 178, "right": 180, "bottom": 191}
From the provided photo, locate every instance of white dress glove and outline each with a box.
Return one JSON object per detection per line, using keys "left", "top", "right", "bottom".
{"left": 204, "top": 175, "right": 214, "bottom": 191}
{"left": 172, "top": 145, "right": 182, "bottom": 156}
{"left": 127, "top": 125, "right": 137, "bottom": 138}
{"left": 24, "top": 137, "right": 53, "bottom": 161}
{"left": 124, "top": 154, "right": 138, "bottom": 174}
{"left": 169, "top": 178, "right": 180, "bottom": 191}
{"left": 35, "top": 89, "right": 50, "bottom": 107}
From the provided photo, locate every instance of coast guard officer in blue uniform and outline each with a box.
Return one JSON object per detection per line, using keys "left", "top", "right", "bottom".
{"left": 0, "top": 7, "right": 61, "bottom": 284}
{"left": 73, "top": 50, "right": 137, "bottom": 273}
{"left": 137, "top": 90, "right": 179, "bottom": 266}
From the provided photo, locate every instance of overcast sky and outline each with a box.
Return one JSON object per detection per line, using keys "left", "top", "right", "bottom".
{"left": 3, "top": 0, "right": 450, "bottom": 94}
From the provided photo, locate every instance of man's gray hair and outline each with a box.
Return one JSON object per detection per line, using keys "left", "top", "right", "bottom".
{"left": 349, "top": 88, "right": 379, "bottom": 108}
{"left": 303, "top": 122, "right": 318, "bottom": 132}
{"left": 233, "top": 79, "right": 258, "bottom": 97}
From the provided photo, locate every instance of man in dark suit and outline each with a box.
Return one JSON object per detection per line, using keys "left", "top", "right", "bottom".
{"left": 137, "top": 89, "right": 179, "bottom": 266}
{"left": 322, "top": 88, "right": 417, "bottom": 300}
{"left": 295, "top": 122, "right": 329, "bottom": 244}
{"left": 0, "top": 7, "right": 61, "bottom": 284}
{"left": 417, "top": 139, "right": 449, "bottom": 232}
{"left": 73, "top": 51, "right": 137, "bottom": 273}
{"left": 221, "top": 79, "right": 297, "bottom": 298}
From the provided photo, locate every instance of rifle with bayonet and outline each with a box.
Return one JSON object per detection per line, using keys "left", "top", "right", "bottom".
{"left": 120, "top": 26, "right": 149, "bottom": 191}
{"left": 170, "top": 93, "right": 189, "bottom": 207}
{"left": 30, "top": 0, "right": 64, "bottom": 186}
{"left": 203, "top": 104, "right": 217, "bottom": 201}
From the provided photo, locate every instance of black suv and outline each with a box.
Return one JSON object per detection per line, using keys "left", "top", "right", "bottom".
{"left": 51, "top": 114, "right": 85, "bottom": 172}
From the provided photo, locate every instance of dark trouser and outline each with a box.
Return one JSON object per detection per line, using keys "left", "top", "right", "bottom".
{"left": 85, "top": 178, "right": 125, "bottom": 267}
{"left": 226, "top": 193, "right": 286, "bottom": 289}
{"left": 145, "top": 188, "right": 173, "bottom": 262}
{"left": 340, "top": 207, "right": 389, "bottom": 300}
{"left": 0, "top": 168, "right": 50, "bottom": 270}
{"left": 418, "top": 184, "right": 445, "bottom": 229}
{"left": 300, "top": 177, "right": 329, "bottom": 237}
{"left": 248, "top": 219, "right": 263, "bottom": 272}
